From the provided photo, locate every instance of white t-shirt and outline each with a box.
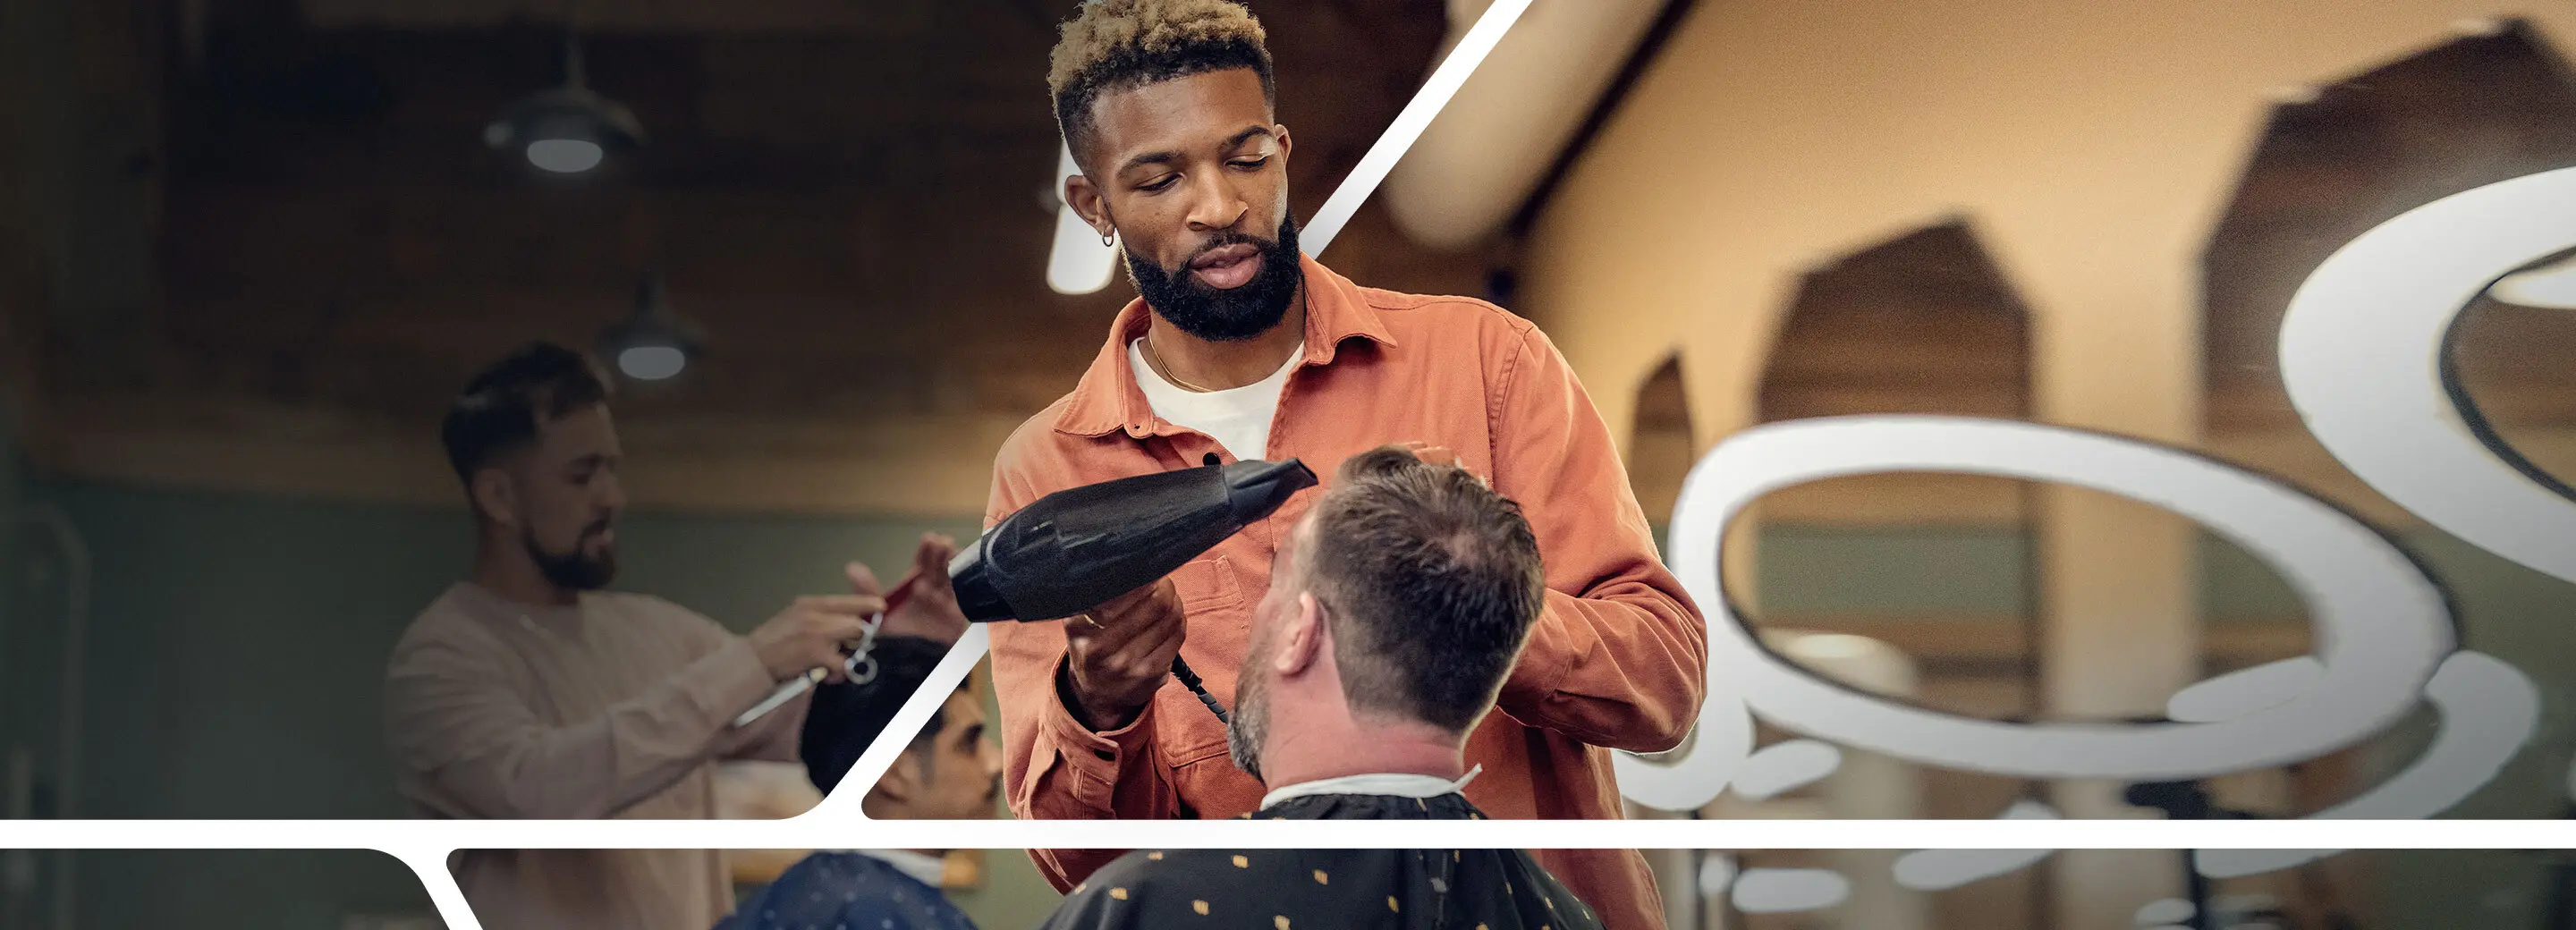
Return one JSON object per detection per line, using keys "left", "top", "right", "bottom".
{"left": 1128, "top": 337, "right": 1301, "bottom": 461}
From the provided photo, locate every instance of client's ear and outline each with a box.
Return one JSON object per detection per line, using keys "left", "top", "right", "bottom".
{"left": 1275, "top": 592, "right": 1327, "bottom": 676}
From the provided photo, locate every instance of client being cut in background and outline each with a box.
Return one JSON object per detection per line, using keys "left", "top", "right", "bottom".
{"left": 720, "top": 637, "right": 1005, "bottom": 930}
{"left": 1041, "top": 447, "right": 1608, "bottom": 930}
{"left": 386, "top": 342, "right": 972, "bottom": 930}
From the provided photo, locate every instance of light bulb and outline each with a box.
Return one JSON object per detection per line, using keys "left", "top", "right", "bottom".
{"left": 617, "top": 345, "right": 686, "bottom": 381}
{"left": 527, "top": 139, "right": 606, "bottom": 173}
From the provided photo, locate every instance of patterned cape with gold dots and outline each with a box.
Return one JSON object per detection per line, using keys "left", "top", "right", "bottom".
{"left": 1034, "top": 793, "right": 1607, "bottom": 930}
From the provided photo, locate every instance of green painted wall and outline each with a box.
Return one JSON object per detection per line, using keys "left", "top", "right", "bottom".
{"left": 1746, "top": 524, "right": 2318, "bottom": 623}
{"left": 69, "top": 850, "right": 430, "bottom": 929}
{"left": 2372, "top": 849, "right": 2561, "bottom": 928}
{"left": 28, "top": 478, "right": 978, "bottom": 926}
{"left": 948, "top": 850, "right": 1066, "bottom": 930}
{"left": 33, "top": 480, "right": 979, "bottom": 822}
{"left": 0, "top": 417, "right": 19, "bottom": 741}
{"left": 0, "top": 420, "right": 31, "bottom": 930}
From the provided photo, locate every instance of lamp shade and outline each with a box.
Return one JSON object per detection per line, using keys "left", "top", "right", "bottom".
{"left": 597, "top": 274, "right": 704, "bottom": 381}
{"left": 486, "top": 84, "right": 643, "bottom": 174}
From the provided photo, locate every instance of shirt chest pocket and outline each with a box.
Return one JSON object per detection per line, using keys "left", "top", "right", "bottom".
{"left": 1157, "top": 555, "right": 1250, "bottom": 764}
{"left": 1171, "top": 554, "right": 1244, "bottom": 614}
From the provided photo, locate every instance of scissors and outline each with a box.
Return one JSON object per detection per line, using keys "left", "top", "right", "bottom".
{"left": 730, "top": 574, "right": 916, "bottom": 728}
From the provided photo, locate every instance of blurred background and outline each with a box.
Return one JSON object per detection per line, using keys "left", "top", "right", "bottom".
{"left": 3, "top": 0, "right": 2574, "bottom": 928}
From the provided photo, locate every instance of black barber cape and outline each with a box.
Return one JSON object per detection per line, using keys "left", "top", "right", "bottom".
{"left": 1037, "top": 792, "right": 1606, "bottom": 930}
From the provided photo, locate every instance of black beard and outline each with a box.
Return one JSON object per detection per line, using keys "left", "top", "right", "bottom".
{"left": 526, "top": 524, "right": 617, "bottom": 591}
{"left": 1125, "top": 215, "right": 1303, "bottom": 342}
{"left": 1225, "top": 663, "right": 1267, "bottom": 783}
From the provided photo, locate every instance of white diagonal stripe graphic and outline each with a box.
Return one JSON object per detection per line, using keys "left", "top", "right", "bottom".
{"left": 1303, "top": 0, "right": 1536, "bottom": 255}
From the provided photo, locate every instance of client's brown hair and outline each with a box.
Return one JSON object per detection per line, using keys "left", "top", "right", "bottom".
{"left": 1302, "top": 446, "right": 1546, "bottom": 732}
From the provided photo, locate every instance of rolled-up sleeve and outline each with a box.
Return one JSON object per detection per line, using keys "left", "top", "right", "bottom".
{"left": 1485, "top": 325, "right": 1708, "bottom": 754}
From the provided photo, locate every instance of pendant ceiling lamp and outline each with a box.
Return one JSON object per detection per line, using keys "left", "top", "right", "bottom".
{"left": 597, "top": 273, "right": 703, "bottom": 382}
{"left": 485, "top": 16, "right": 642, "bottom": 175}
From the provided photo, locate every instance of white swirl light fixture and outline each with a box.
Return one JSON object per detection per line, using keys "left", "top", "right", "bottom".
{"left": 2488, "top": 252, "right": 2576, "bottom": 309}
{"left": 1893, "top": 800, "right": 2060, "bottom": 892}
{"left": 1730, "top": 740, "right": 1843, "bottom": 801}
{"left": 1661, "top": 416, "right": 2453, "bottom": 781}
{"left": 1730, "top": 867, "right": 1851, "bottom": 914}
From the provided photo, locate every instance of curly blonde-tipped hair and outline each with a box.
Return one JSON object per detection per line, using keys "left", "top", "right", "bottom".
{"left": 1048, "top": 0, "right": 1275, "bottom": 169}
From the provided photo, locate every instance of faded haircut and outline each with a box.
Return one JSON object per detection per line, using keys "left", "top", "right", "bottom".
{"left": 440, "top": 342, "right": 610, "bottom": 484}
{"left": 1046, "top": 0, "right": 1275, "bottom": 172}
{"left": 1301, "top": 446, "right": 1546, "bottom": 732}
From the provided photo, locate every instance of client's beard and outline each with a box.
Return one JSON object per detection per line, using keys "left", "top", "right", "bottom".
{"left": 1125, "top": 215, "right": 1303, "bottom": 342}
{"left": 1224, "top": 661, "right": 1269, "bottom": 783}
{"left": 526, "top": 522, "right": 617, "bottom": 591}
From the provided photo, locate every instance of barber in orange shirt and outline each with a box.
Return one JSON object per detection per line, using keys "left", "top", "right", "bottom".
{"left": 985, "top": 3, "right": 1707, "bottom": 927}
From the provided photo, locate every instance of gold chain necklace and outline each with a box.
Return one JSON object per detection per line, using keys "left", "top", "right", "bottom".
{"left": 1141, "top": 334, "right": 1225, "bottom": 393}
{"left": 1142, "top": 291, "right": 1306, "bottom": 393}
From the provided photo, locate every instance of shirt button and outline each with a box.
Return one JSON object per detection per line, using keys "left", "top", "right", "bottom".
{"left": 1093, "top": 748, "right": 1116, "bottom": 761}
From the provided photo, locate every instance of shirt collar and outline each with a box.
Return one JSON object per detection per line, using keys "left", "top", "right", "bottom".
{"left": 449, "top": 580, "right": 586, "bottom": 627}
{"left": 823, "top": 850, "right": 949, "bottom": 887}
{"left": 1052, "top": 253, "right": 1400, "bottom": 439}
{"left": 1257, "top": 765, "right": 1482, "bottom": 810}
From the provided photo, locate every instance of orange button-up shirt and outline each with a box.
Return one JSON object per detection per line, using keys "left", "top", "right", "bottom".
{"left": 984, "top": 256, "right": 1707, "bottom": 930}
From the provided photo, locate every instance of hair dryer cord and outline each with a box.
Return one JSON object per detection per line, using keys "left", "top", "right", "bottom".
{"left": 1170, "top": 656, "right": 1230, "bottom": 723}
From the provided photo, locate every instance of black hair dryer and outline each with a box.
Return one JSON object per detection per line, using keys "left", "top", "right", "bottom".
{"left": 948, "top": 458, "right": 1317, "bottom": 723}
{"left": 733, "top": 461, "right": 1315, "bottom": 731}
{"left": 949, "top": 459, "right": 1316, "bottom": 622}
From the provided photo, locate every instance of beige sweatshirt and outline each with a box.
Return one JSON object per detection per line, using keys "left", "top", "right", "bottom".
{"left": 386, "top": 581, "right": 809, "bottom": 930}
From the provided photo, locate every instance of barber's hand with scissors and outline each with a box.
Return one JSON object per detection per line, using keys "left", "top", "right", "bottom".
{"left": 747, "top": 592, "right": 884, "bottom": 684}
{"left": 1059, "top": 577, "right": 1185, "bottom": 732}
{"left": 852, "top": 533, "right": 970, "bottom": 647}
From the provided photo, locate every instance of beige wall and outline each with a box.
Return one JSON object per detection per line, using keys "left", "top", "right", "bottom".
{"left": 1519, "top": 4, "right": 2576, "bottom": 928}
{"left": 1525, "top": 0, "right": 2572, "bottom": 449}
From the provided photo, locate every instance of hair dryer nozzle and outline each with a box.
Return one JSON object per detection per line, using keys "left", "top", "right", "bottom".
{"left": 945, "top": 458, "right": 1318, "bottom": 622}
{"left": 1223, "top": 458, "right": 1318, "bottom": 523}
{"left": 946, "top": 533, "right": 1015, "bottom": 621}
